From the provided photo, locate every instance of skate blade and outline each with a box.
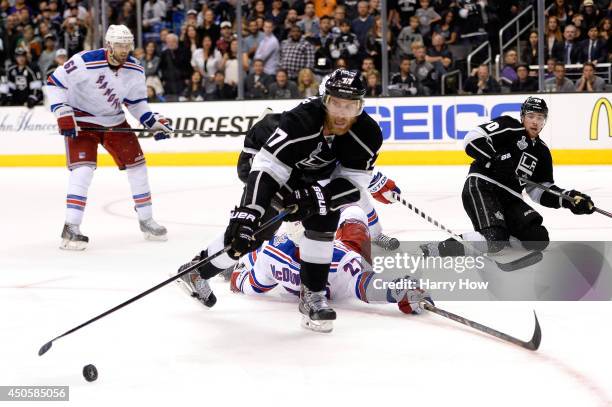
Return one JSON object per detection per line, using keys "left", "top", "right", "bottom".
{"left": 173, "top": 272, "right": 212, "bottom": 309}
{"left": 373, "top": 239, "right": 400, "bottom": 251}
{"left": 59, "top": 239, "right": 87, "bottom": 251}
{"left": 143, "top": 232, "right": 168, "bottom": 242}
{"left": 301, "top": 315, "right": 333, "bottom": 333}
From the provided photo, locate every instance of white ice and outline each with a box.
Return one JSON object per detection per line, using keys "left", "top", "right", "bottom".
{"left": 1, "top": 165, "right": 611, "bottom": 407}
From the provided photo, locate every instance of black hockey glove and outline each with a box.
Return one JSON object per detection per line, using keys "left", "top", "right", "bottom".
{"left": 282, "top": 184, "right": 330, "bottom": 222}
{"left": 224, "top": 206, "right": 261, "bottom": 259}
{"left": 562, "top": 190, "right": 595, "bottom": 215}
{"left": 486, "top": 153, "right": 515, "bottom": 181}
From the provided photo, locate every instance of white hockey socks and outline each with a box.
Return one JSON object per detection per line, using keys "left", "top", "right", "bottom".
{"left": 65, "top": 165, "right": 94, "bottom": 225}
{"left": 127, "top": 164, "right": 153, "bottom": 221}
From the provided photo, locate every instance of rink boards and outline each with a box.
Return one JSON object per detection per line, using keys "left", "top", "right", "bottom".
{"left": 0, "top": 93, "right": 610, "bottom": 166}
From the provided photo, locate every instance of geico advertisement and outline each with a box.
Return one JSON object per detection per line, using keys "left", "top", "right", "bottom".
{"left": 0, "top": 94, "right": 609, "bottom": 154}
{"left": 137, "top": 95, "right": 526, "bottom": 148}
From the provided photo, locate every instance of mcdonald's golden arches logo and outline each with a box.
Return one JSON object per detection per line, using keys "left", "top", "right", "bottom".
{"left": 590, "top": 97, "right": 612, "bottom": 140}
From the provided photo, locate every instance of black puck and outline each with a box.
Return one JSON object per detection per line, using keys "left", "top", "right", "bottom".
{"left": 82, "top": 364, "right": 98, "bottom": 382}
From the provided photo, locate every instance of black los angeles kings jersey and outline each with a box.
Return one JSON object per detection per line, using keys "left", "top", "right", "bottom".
{"left": 242, "top": 97, "right": 383, "bottom": 215}
{"left": 237, "top": 112, "right": 281, "bottom": 183}
{"left": 6, "top": 64, "right": 42, "bottom": 106}
{"left": 463, "top": 115, "right": 566, "bottom": 209}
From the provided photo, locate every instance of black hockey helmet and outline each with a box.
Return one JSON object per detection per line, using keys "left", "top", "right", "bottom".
{"left": 520, "top": 97, "right": 548, "bottom": 119}
{"left": 324, "top": 69, "right": 366, "bottom": 100}
{"left": 322, "top": 69, "right": 366, "bottom": 117}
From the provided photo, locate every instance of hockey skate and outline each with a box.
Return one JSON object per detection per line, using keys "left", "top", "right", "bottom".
{"left": 139, "top": 218, "right": 167, "bottom": 241}
{"left": 60, "top": 223, "right": 89, "bottom": 251}
{"left": 373, "top": 233, "right": 400, "bottom": 251}
{"left": 176, "top": 259, "right": 217, "bottom": 308}
{"left": 298, "top": 286, "right": 336, "bottom": 333}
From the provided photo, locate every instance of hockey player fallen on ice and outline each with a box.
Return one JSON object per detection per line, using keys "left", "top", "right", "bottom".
{"left": 177, "top": 69, "right": 383, "bottom": 332}
{"left": 421, "top": 97, "right": 596, "bottom": 258}
{"left": 228, "top": 206, "right": 433, "bottom": 333}
{"left": 45, "top": 25, "right": 172, "bottom": 250}
{"left": 235, "top": 110, "right": 401, "bottom": 255}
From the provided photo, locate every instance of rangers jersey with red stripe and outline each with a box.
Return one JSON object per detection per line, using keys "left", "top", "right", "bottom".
{"left": 232, "top": 233, "right": 367, "bottom": 301}
{"left": 46, "top": 48, "right": 151, "bottom": 127}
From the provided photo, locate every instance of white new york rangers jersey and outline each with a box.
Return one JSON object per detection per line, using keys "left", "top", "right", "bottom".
{"left": 46, "top": 48, "right": 151, "bottom": 127}
{"left": 233, "top": 234, "right": 367, "bottom": 301}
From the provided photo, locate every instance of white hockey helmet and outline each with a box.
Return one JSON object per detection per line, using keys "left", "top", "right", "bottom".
{"left": 105, "top": 24, "right": 134, "bottom": 50}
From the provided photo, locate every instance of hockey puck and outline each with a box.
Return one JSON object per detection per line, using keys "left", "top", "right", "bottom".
{"left": 82, "top": 364, "right": 98, "bottom": 382}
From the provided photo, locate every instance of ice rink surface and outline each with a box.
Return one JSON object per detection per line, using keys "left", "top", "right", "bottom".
{"left": 1, "top": 165, "right": 611, "bottom": 407}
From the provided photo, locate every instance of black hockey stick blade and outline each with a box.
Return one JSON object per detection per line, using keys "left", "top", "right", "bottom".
{"left": 524, "top": 311, "right": 542, "bottom": 351}
{"left": 495, "top": 250, "right": 543, "bottom": 272}
{"left": 38, "top": 341, "right": 52, "bottom": 356}
{"left": 423, "top": 303, "right": 542, "bottom": 351}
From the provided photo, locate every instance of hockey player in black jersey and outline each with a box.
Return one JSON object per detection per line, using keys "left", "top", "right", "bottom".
{"left": 422, "top": 97, "right": 596, "bottom": 258}
{"left": 235, "top": 110, "right": 400, "bottom": 253}
{"left": 178, "top": 69, "right": 383, "bottom": 332}
{"left": 6, "top": 49, "right": 43, "bottom": 108}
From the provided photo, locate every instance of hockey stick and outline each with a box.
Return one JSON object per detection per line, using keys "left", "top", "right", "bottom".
{"left": 38, "top": 207, "right": 294, "bottom": 356}
{"left": 422, "top": 302, "right": 541, "bottom": 351}
{"left": 79, "top": 127, "right": 247, "bottom": 136}
{"left": 391, "top": 191, "right": 543, "bottom": 272}
{"left": 518, "top": 176, "right": 612, "bottom": 219}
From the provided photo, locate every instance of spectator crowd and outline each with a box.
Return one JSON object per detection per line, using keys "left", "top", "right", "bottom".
{"left": 1, "top": 0, "right": 611, "bottom": 107}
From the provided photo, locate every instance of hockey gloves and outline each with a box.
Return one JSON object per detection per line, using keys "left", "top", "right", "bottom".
{"left": 369, "top": 172, "right": 401, "bottom": 204}
{"left": 141, "top": 112, "right": 173, "bottom": 141}
{"left": 224, "top": 206, "right": 261, "bottom": 259}
{"left": 55, "top": 105, "right": 78, "bottom": 138}
{"left": 562, "top": 190, "right": 595, "bottom": 215}
{"left": 282, "top": 185, "right": 330, "bottom": 222}
{"left": 396, "top": 280, "right": 435, "bottom": 315}
{"left": 486, "top": 153, "right": 515, "bottom": 181}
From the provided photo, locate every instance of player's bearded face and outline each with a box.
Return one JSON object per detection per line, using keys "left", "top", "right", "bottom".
{"left": 522, "top": 112, "right": 546, "bottom": 138}
{"left": 108, "top": 42, "right": 131, "bottom": 65}
{"left": 324, "top": 96, "right": 362, "bottom": 133}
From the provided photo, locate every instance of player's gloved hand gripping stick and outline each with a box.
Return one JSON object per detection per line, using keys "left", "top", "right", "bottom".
{"left": 517, "top": 176, "right": 611, "bottom": 218}
{"left": 38, "top": 206, "right": 297, "bottom": 357}
{"left": 368, "top": 172, "right": 401, "bottom": 204}
{"left": 140, "top": 112, "right": 173, "bottom": 140}
{"left": 55, "top": 106, "right": 79, "bottom": 138}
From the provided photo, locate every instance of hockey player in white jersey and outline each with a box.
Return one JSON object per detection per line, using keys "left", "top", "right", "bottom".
{"left": 45, "top": 25, "right": 172, "bottom": 250}
{"left": 179, "top": 205, "right": 433, "bottom": 333}
{"left": 231, "top": 206, "right": 432, "bottom": 332}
